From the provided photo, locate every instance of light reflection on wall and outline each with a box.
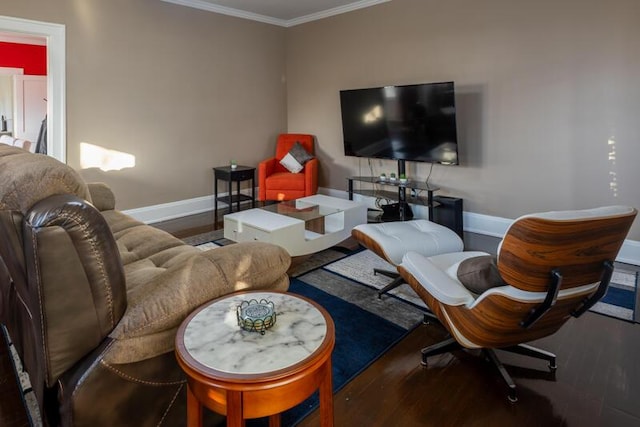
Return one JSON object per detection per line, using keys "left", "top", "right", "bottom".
{"left": 608, "top": 137, "right": 617, "bottom": 197}
{"left": 80, "top": 142, "right": 135, "bottom": 171}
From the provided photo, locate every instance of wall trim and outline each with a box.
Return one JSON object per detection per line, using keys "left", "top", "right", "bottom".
{"left": 160, "top": 0, "right": 391, "bottom": 28}
{"left": 0, "top": 67, "right": 24, "bottom": 75}
{"left": 0, "top": 15, "right": 66, "bottom": 162}
{"left": 285, "top": 0, "right": 392, "bottom": 27}
{"left": 0, "top": 31, "right": 46, "bottom": 45}
{"left": 124, "top": 187, "right": 640, "bottom": 266}
{"left": 123, "top": 194, "right": 215, "bottom": 224}
{"left": 160, "top": 0, "right": 285, "bottom": 27}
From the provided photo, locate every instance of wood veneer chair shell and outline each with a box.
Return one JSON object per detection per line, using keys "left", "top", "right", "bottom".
{"left": 498, "top": 212, "right": 636, "bottom": 292}
{"left": 399, "top": 206, "right": 637, "bottom": 350}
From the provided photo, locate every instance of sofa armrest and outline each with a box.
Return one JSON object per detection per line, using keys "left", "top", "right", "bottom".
{"left": 87, "top": 182, "right": 116, "bottom": 211}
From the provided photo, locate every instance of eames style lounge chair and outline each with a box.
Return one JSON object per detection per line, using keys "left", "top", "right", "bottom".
{"left": 352, "top": 219, "right": 464, "bottom": 298}
{"left": 258, "top": 133, "right": 318, "bottom": 201}
{"left": 398, "top": 206, "right": 637, "bottom": 402}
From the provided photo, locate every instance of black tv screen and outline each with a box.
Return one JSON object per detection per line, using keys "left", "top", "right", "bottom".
{"left": 340, "top": 81, "right": 459, "bottom": 165}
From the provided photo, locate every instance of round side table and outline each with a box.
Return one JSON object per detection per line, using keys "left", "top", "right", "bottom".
{"left": 175, "top": 291, "right": 335, "bottom": 427}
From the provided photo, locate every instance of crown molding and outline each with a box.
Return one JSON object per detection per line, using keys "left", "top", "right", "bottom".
{"left": 285, "top": 0, "right": 391, "bottom": 27}
{"left": 161, "top": 0, "right": 391, "bottom": 27}
{"left": 161, "top": 0, "right": 286, "bottom": 26}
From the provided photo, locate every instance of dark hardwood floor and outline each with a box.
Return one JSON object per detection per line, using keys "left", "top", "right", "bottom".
{"left": 2, "top": 210, "right": 639, "bottom": 427}
{"left": 299, "top": 311, "right": 640, "bottom": 427}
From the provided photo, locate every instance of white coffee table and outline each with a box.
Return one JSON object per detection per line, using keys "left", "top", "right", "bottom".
{"left": 223, "top": 194, "right": 367, "bottom": 256}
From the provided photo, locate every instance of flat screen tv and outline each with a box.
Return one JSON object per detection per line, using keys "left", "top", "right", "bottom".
{"left": 340, "top": 81, "right": 459, "bottom": 166}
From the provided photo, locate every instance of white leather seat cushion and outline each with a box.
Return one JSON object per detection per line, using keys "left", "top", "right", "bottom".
{"left": 402, "top": 251, "right": 602, "bottom": 308}
{"left": 401, "top": 251, "right": 485, "bottom": 306}
{"left": 353, "top": 219, "right": 464, "bottom": 265}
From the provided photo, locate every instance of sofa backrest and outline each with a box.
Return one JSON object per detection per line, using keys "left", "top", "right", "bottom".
{"left": 0, "top": 144, "right": 91, "bottom": 213}
{"left": 0, "top": 144, "right": 127, "bottom": 405}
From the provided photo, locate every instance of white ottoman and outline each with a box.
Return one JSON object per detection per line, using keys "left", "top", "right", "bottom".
{"left": 352, "top": 219, "right": 464, "bottom": 297}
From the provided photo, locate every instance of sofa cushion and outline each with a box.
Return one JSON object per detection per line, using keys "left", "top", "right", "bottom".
{"left": 102, "top": 210, "right": 291, "bottom": 363}
{"left": 102, "top": 210, "right": 191, "bottom": 266}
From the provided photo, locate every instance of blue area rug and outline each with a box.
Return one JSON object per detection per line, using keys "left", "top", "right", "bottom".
{"left": 590, "top": 269, "right": 638, "bottom": 322}
{"left": 601, "top": 285, "right": 635, "bottom": 310}
{"left": 248, "top": 277, "right": 414, "bottom": 426}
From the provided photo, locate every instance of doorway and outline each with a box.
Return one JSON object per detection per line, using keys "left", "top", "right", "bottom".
{"left": 0, "top": 15, "right": 65, "bottom": 162}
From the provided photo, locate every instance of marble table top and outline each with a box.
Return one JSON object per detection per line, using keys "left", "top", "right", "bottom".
{"left": 182, "top": 292, "right": 328, "bottom": 375}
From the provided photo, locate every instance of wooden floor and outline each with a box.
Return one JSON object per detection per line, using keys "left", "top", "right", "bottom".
{"left": 2, "top": 210, "right": 639, "bottom": 427}
{"left": 299, "top": 312, "right": 640, "bottom": 427}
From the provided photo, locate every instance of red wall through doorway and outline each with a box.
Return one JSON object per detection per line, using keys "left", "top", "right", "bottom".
{"left": 0, "top": 42, "right": 47, "bottom": 75}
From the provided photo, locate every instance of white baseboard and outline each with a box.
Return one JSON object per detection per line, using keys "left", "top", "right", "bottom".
{"left": 124, "top": 187, "right": 640, "bottom": 266}
{"left": 617, "top": 240, "right": 640, "bottom": 267}
{"left": 123, "top": 195, "right": 215, "bottom": 224}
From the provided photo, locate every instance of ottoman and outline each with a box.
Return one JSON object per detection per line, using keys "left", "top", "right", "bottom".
{"left": 352, "top": 219, "right": 464, "bottom": 298}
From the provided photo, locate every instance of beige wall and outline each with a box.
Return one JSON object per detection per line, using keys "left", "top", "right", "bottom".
{"left": 2, "top": 0, "right": 639, "bottom": 239}
{"left": 0, "top": 0, "right": 287, "bottom": 209}
{"left": 286, "top": 0, "right": 640, "bottom": 239}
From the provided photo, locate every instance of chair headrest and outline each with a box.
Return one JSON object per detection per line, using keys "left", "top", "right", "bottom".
{"left": 517, "top": 205, "right": 635, "bottom": 222}
{"left": 497, "top": 206, "right": 637, "bottom": 292}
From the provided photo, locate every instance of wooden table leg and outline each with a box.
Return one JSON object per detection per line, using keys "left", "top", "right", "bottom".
{"left": 186, "top": 384, "right": 203, "bottom": 427}
{"left": 318, "top": 359, "right": 334, "bottom": 427}
{"left": 268, "top": 414, "right": 281, "bottom": 427}
{"left": 226, "top": 391, "right": 245, "bottom": 427}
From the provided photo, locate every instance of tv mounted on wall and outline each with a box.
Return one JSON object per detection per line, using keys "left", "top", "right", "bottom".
{"left": 340, "top": 81, "right": 459, "bottom": 171}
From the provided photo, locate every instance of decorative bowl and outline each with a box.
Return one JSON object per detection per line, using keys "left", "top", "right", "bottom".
{"left": 236, "top": 299, "right": 276, "bottom": 334}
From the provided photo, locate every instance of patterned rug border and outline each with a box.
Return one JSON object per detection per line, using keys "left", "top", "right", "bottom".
{"left": 590, "top": 269, "right": 638, "bottom": 323}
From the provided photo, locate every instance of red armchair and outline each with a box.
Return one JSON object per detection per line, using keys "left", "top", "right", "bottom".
{"left": 258, "top": 133, "right": 318, "bottom": 201}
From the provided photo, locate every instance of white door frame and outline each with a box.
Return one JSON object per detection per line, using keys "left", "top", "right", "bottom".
{"left": 0, "top": 15, "right": 65, "bottom": 162}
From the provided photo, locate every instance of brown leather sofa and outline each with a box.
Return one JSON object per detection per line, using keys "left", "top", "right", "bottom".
{"left": 0, "top": 144, "right": 291, "bottom": 426}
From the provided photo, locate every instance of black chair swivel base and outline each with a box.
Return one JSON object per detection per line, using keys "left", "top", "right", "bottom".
{"left": 374, "top": 268, "right": 404, "bottom": 298}
{"left": 420, "top": 338, "right": 557, "bottom": 403}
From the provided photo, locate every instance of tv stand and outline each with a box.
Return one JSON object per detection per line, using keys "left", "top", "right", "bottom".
{"left": 347, "top": 174, "right": 439, "bottom": 221}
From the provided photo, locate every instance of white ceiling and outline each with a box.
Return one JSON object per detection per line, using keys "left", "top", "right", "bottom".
{"left": 161, "top": 0, "right": 391, "bottom": 27}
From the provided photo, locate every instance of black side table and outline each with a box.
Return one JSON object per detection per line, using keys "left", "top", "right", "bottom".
{"left": 213, "top": 165, "right": 256, "bottom": 219}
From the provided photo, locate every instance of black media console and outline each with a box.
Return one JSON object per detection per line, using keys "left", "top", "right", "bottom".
{"left": 347, "top": 176, "right": 463, "bottom": 236}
